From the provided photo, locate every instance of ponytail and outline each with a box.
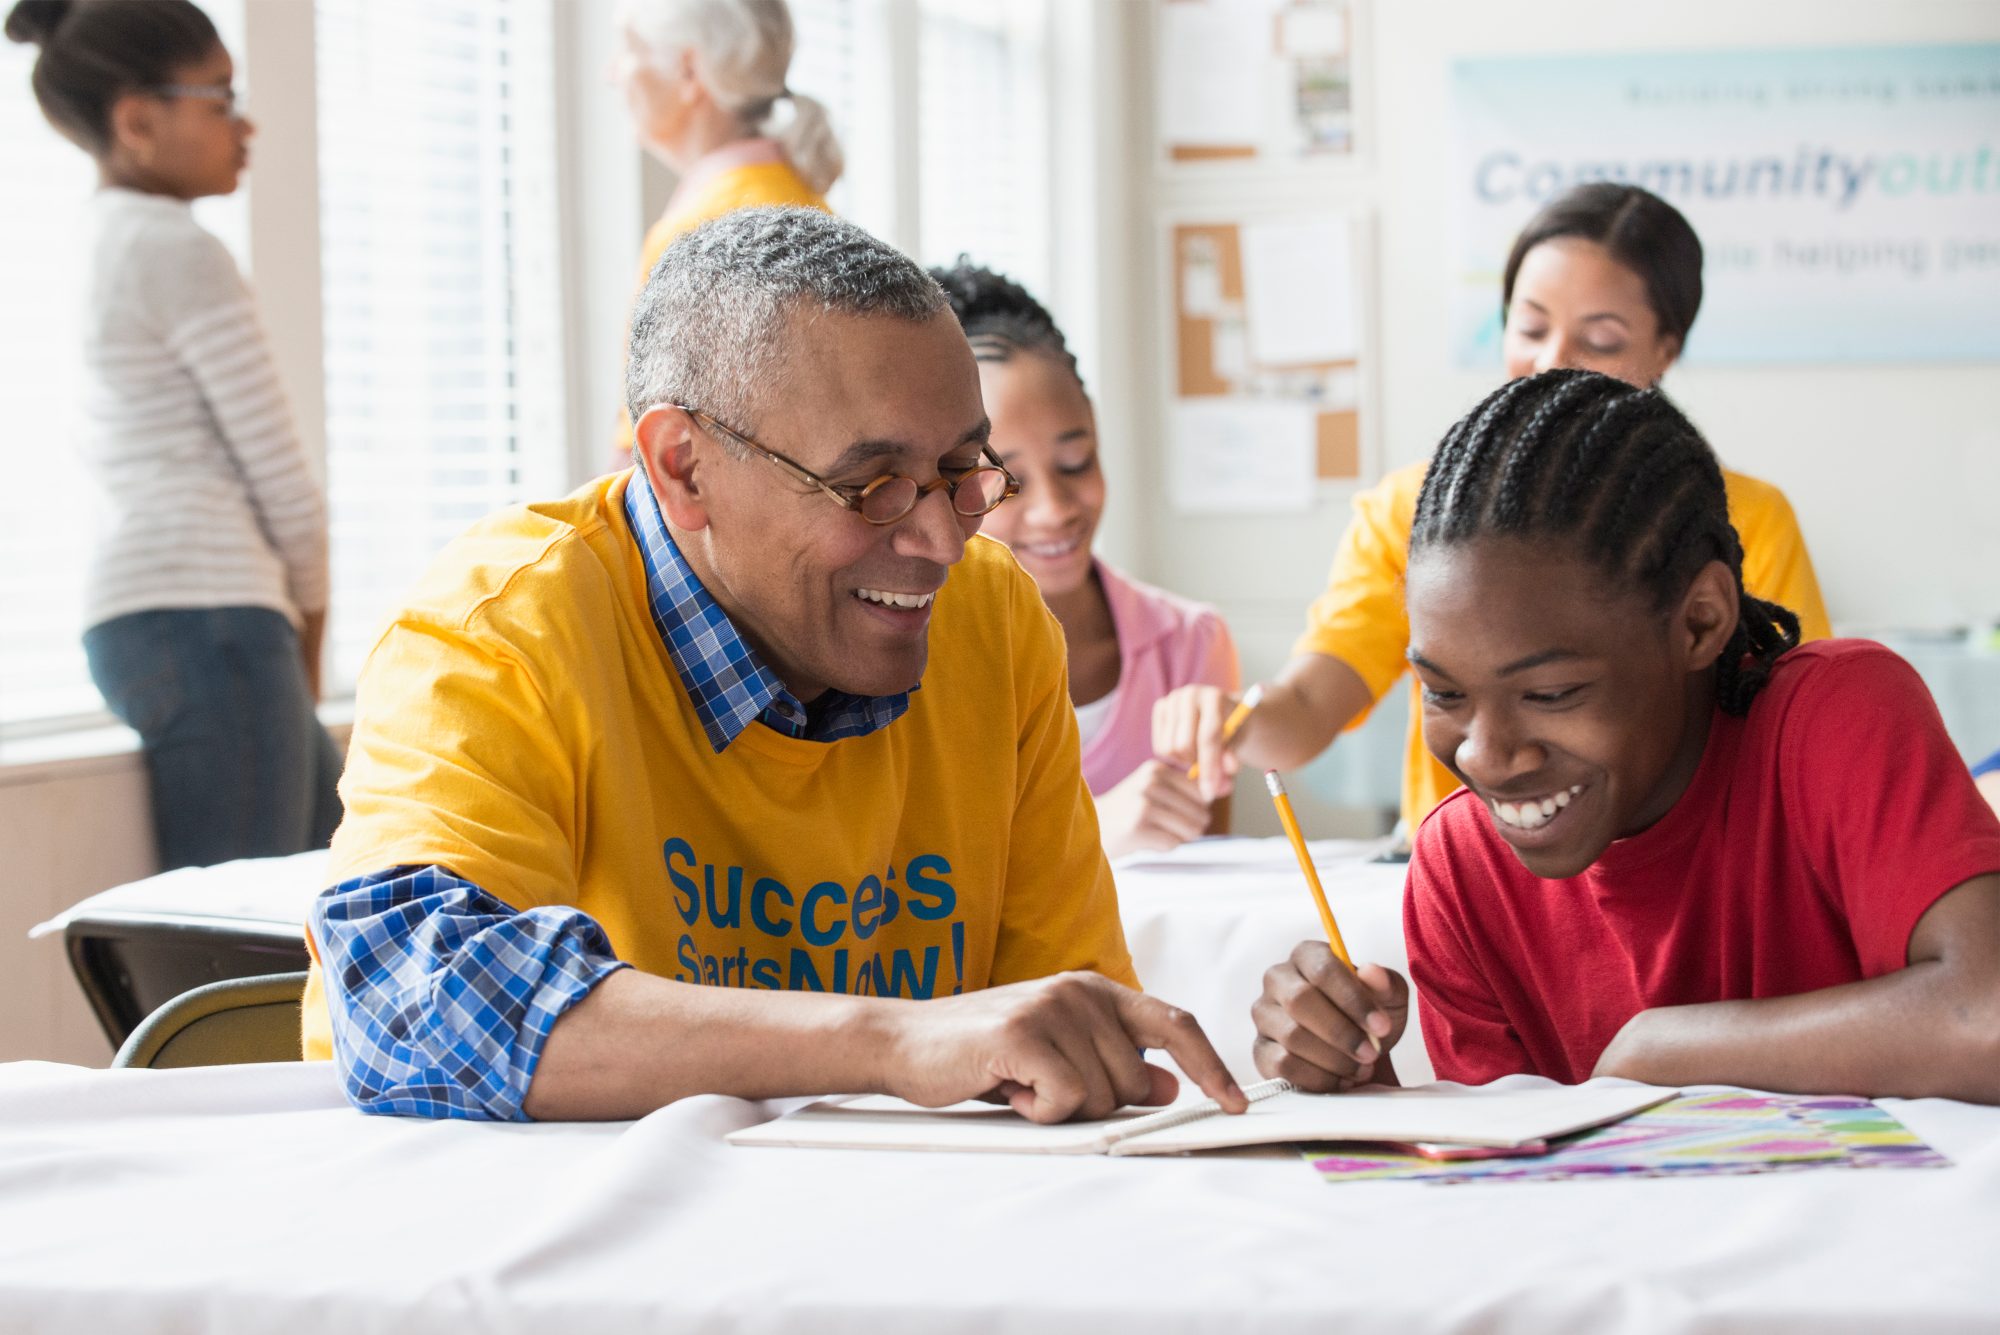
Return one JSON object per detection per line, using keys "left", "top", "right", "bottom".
{"left": 763, "top": 87, "right": 841, "bottom": 195}
{"left": 1718, "top": 593, "right": 1801, "bottom": 716}
{"left": 624, "top": 0, "right": 844, "bottom": 194}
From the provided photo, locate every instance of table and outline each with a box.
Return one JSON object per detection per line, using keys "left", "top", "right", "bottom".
{"left": 9, "top": 841, "right": 1998, "bottom": 1332}
{"left": 2, "top": 1058, "right": 1995, "bottom": 1333}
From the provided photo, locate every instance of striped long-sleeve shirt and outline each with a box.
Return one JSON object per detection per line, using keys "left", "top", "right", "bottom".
{"left": 79, "top": 188, "right": 328, "bottom": 631}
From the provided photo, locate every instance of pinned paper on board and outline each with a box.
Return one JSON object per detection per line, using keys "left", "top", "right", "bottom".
{"left": 1241, "top": 219, "right": 1358, "bottom": 365}
{"left": 1168, "top": 216, "right": 1368, "bottom": 509}
{"left": 1157, "top": 0, "right": 1357, "bottom": 162}
{"left": 1168, "top": 398, "right": 1315, "bottom": 515}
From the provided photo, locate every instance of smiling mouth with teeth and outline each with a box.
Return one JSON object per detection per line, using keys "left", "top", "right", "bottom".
{"left": 1491, "top": 783, "right": 1585, "bottom": 831}
{"left": 854, "top": 588, "right": 937, "bottom": 611}
{"left": 1015, "top": 536, "right": 1083, "bottom": 560}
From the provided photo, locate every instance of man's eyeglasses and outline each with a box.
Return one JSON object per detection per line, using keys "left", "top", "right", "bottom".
{"left": 673, "top": 405, "right": 1020, "bottom": 526}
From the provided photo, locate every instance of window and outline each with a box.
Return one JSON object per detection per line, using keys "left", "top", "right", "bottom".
{"left": 2, "top": 0, "right": 1057, "bottom": 737}
{"left": 915, "top": 0, "right": 1050, "bottom": 294}
{"left": 787, "top": 0, "right": 1052, "bottom": 292}
{"left": 314, "top": 0, "right": 565, "bottom": 687}
{"left": 0, "top": 48, "right": 98, "bottom": 730}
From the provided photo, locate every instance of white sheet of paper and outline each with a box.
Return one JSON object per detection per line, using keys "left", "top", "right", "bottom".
{"left": 1168, "top": 397, "right": 1314, "bottom": 514}
{"left": 1321, "top": 365, "right": 1361, "bottom": 409}
{"left": 1280, "top": 6, "right": 1345, "bottom": 57}
{"left": 726, "top": 1080, "right": 1679, "bottom": 1156}
{"left": 1182, "top": 259, "right": 1225, "bottom": 317}
{"left": 1212, "top": 320, "right": 1251, "bottom": 379}
{"left": 1241, "top": 218, "right": 1357, "bottom": 366}
{"left": 1158, "top": 5, "right": 1268, "bottom": 148}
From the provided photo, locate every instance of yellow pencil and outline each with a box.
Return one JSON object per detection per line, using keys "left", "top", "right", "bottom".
{"left": 1187, "top": 683, "right": 1263, "bottom": 783}
{"left": 1264, "top": 770, "right": 1353, "bottom": 967}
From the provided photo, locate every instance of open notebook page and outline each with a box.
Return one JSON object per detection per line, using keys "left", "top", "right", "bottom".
{"left": 728, "top": 1081, "right": 1675, "bottom": 1156}
{"left": 1106, "top": 1081, "right": 1676, "bottom": 1156}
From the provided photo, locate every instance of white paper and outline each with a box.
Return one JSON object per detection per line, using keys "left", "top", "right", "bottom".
{"left": 1182, "top": 257, "right": 1225, "bottom": 317}
{"left": 1321, "top": 365, "right": 1361, "bottom": 408}
{"left": 1158, "top": 5, "right": 1267, "bottom": 148}
{"left": 1280, "top": 6, "right": 1345, "bottom": 57}
{"left": 1211, "top": 319, "right": 1250, "bottom": 379}
{"left": 1168, "top": 397, "right": 1314, "bottom": 515}
{"left": 727, "top": 1080, "right": 1679, "bottom": 1156}
{"left": 1240, "top": 218, "right": 1357, "bottom": 366}
{"left": 1113, "top": 1082, "right": 1677, "bottom": 1156}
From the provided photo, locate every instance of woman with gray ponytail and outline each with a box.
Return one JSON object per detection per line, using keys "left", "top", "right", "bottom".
{"left": 609, "top": 0, "right": 842, "bottom": 462}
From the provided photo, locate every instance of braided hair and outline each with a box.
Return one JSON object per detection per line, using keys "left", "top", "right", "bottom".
{"left": 1411, "top": 369, "right": 1799, "bottom": 715}
{"left": 929, "top": 258, "right": 1084, "bottom": 393}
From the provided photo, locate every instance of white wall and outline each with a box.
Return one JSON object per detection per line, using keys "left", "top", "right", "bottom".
{"left": 1113, "top": 0, "right": 2000, "bottom": 829}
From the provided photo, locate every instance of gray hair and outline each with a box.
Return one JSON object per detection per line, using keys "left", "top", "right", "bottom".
{"left": 619, "top": 0, "right": 843, "bottom": 193}
{"left": 625, "top": 206, "right": 948, "bottom": 438}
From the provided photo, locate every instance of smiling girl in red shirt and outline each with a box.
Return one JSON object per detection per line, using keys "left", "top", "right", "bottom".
{"left": 1251, "top": 369, "right": 2000, "bottom": 1101}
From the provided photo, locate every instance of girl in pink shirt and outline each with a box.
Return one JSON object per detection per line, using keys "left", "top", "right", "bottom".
{"left": 932, "top": 262, "right": 1240, "bottom": 857}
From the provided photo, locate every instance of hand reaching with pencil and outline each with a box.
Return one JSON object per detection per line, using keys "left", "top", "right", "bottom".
{"left": 1252, "top": 942, "right": 1409, "bottom": 1092}
{"left": 1153, "top": 683, "right": 1259, "bottom": 802}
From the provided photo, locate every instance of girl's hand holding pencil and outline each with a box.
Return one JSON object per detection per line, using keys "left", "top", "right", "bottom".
{"left": 1252, "top": 770, "right": 1410, "bottom": 1092}
{"left": 1252, "top": 942, "right": 1409, "bottom": 1092}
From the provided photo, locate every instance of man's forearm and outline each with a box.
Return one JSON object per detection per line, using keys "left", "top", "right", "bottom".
{"left": 522, "top": 969, "right": 907, "bottom": 1120}
{"left": 1594, "top": 962, "right": 2000, "bottom": 1102}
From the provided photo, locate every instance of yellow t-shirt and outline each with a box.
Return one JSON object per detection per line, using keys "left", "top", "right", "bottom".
{"left": 1294, "top": 460, "right": 1833, "bottom": 833}
{"left": 302, "top": 471, "right": 1135, "bottom": 1059}
{"left": 612, "top": 158, "right": 830, "bottom": 457}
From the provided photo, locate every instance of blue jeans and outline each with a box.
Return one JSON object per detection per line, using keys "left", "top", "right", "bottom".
{"left": 83, "top": 607, "right": 344, "bottom": 871}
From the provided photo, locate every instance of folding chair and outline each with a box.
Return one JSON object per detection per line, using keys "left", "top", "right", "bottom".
{"left": 110, "top": 970, "right": 310, "bottom": 1069}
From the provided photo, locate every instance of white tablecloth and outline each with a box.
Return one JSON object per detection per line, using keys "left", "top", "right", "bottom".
{"left": 0, "top": 1057, "right": 1995, "bottom": 1333}
{"left": 10, "top": 840, "right": 2000, "bottom": 1331}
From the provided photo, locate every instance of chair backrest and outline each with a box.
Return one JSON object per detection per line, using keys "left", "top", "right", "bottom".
{"left": 111, "top": 970, "right": 310, "bottom": 1069}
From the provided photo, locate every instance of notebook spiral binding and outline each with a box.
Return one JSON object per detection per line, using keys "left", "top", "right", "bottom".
{"left": 1100, "top": 1077, "right": 1295, "bottom": 1147}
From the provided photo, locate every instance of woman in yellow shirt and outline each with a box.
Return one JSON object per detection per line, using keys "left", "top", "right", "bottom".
{"left": 609, "top": 0, "right": 841, "bottom": 464}
{"left": 1157, "top": 183, "right": 1830, "bottom": 840}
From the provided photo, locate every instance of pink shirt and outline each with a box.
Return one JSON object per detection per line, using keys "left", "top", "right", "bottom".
{"left": 1081, "top": 561, "right": 1240, "bottom": 795}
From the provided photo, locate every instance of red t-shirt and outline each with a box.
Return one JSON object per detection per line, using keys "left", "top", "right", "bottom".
{"left": 1405, "top": 640, "right": 2000, "bottom": 1085}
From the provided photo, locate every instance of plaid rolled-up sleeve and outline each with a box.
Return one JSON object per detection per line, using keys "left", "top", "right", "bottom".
{"left": 310, "top": 866, "right": 628, "bottom": 1121}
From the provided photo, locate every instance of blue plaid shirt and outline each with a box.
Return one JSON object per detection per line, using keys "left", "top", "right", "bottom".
{"left": 312, "top": 474, "right": 912, "bottom": 1120}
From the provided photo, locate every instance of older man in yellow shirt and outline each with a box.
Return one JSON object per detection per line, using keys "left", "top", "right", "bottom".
{"left": 305, "top": 208, "right": 1244, "bottom": 1125}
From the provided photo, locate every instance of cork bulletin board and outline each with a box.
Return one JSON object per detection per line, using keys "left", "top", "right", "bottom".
{"left": 1162, "top": 210, "right": 1372, "bottom": 515}
{"left": 1173, "top": 220, "right": 1362, "bottom": 480}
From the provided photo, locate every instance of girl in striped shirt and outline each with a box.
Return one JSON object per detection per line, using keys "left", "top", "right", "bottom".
{"left": 8, "top": 0, "right": 340, "bottom": 868}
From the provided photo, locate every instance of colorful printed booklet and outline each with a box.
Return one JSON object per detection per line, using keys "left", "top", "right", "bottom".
{"left": 1305, "top": 1091, "right": 1952, "bottom": 1185}
{"left": 726, "top": 1079, "right": 1675, "bottom": 1156}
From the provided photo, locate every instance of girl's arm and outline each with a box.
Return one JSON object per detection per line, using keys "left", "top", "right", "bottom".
{"left": 1595, "top": 874, "right": 2000, "bottom": 1103}
{"left": 165, "top": 234, "right": 331, "bottom": 622}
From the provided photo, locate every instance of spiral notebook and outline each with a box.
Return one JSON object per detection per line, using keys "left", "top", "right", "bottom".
{"left": 726, "top": 1079, "right": 1676, "bottom": 1156}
